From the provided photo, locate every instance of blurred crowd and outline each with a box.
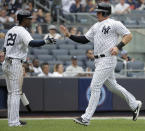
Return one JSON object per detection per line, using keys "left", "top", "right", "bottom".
{"left": 62, "top": 0, "right": 145, "bottom": 13}
{"left": 22, "top": 53, "right": 94, "bottom": 78}
{"left": 0, "top": 0, "right": 144, "bottom": 35}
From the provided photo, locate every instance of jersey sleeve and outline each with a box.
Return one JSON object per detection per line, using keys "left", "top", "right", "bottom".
{"left": 20, "top": 28, "right": 33, "bottom": 46}
{"left": 115, "top": 21, "right": 130, "bottom": 36}
{"left": 84, "top": 24, "right": 95, "bottom": 42}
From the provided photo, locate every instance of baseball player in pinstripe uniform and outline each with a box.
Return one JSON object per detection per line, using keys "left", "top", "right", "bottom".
{"left": 60, "top": 2, "right": 142, "bottom": 126}
{"left": 0, "top": 9, "right": 56, "bottom": 127}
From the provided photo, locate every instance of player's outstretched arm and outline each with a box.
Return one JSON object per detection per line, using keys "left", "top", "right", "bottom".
{"left": 29, "top": 36, "right": 56, "bottom": 47}
{"left": 60, "top": 25, "right": 90, "bottom": 44}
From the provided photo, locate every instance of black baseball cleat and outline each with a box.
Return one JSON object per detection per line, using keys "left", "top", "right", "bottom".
{"left": 19, "top": 120, "right": 27, "bottom": 126}
{"left": 132, "top": 101, "right": 142, "bottom": 121}
{"left": 74, "top": 117, "right": 90, "bottom": 126}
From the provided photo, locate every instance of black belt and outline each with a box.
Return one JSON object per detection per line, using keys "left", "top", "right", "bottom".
{"left": 94, "top": 54, "right": 105, "bottom": 59}
{"left": 7, "top": 57, "right": 23, "bottom": 63}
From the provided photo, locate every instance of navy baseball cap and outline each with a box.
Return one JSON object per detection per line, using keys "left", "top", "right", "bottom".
{"left": 95, "top": 2, "right": 111, "bottom": 13}
{"left": 71, "top": 56, "right": 77, "bottom": 60}
{"left": 17, "top": 9, "right": 33, "bottom": 20}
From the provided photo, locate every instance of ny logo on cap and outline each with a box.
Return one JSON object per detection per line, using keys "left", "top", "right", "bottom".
{"left": 102, "top": 26, "right": 111, "bottom": 34}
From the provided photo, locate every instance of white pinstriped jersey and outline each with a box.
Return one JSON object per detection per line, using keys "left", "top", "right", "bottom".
{"left": 85, "top": 18, "right": 130, "bottom": 56}
{"left": 4, "top": 26, "right": 33, "bottom": 61}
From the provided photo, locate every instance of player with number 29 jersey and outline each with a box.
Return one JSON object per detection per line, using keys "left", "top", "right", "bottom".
{"left": 1, "top": 9, "right": 56, "bottom": 127}
{"left": 4, "top": 26, "right": 33, "bottom": 61}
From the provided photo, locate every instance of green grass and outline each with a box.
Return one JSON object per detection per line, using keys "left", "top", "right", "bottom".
{"left": 0, "top": 119, "right": 145, "bottom": 131}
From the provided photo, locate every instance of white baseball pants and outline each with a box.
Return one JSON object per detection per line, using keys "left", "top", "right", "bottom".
{"left": 2, "top": 59, "right": 23, "bottom": 126}
{"left": 82, "top": 56, "right": 139, "bottom": 121}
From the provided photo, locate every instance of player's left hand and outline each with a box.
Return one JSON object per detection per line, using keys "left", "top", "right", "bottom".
{"left": 111, "top": 47, "right": 119, "bottom": 56}
{"left": 44, "top": 36, "right": 56, "bottom": 45}
{"left": 60, "top": 25, "right": 70, "bottom": 37}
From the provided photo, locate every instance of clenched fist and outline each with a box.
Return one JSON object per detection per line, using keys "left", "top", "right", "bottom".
{"left": 111, "top": 47, "right": 119, "bottom": 56}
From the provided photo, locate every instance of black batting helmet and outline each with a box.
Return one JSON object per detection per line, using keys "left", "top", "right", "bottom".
{"left": 17, "top": 9, "right": 33, "bottom": 23}
{"left": 95, "top": 2, "right": 111, "bottom": 17}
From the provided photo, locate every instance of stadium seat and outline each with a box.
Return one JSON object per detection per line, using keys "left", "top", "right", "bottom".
{"left": 55, "top": 55, "right": 71, "bottom": 62}
{"left": 127, "top": 61, "right": 144, "bottom": 77}
{"left": 48, "top": 60, "right": 63, "bottom": 65}
{"left": 32, "top": 34, "right": 44, "bottom": 40}
{"left": 77, "top": 55, "right": 86, "bottom": 61}
{"left": 64, "top": 39, "right": 72, "bottom": 44}
{"left": 69, "top": 49, "right": 86, "bottom": 56}
{"left": 51, "top": 49, "right": 68, "bottom": 55}
{"left": 39, "top": 60, "right": 45, "bottom": 64}
{"left": 33, "top": 48, "right": 49, "bottom": 55}
{"left": 37, "top": 55, "right": 53, "bottom": 62}
{"left": 58, "top": 44, "right": 75, "bottom": 50}
{"left": 76, "top": 44, "right": 93, "bottom": 50}
{"left": 65, "top": 39, "right": 78, "bottom": 46}
{"left": 43, "top": 45, "right": 58, "bottom": 55}
{"left": 28, "top": 47, "right": 34, "bottom": 55}
{"left": 56, "top": 39, "right": 66, "bottom": 45}
{"left": 42, "top": 44, "right": 57, "bottom": 50}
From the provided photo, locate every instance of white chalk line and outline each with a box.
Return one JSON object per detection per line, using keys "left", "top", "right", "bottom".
{"left": 0, "top": 117, "right": 145, "bottom": 120}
